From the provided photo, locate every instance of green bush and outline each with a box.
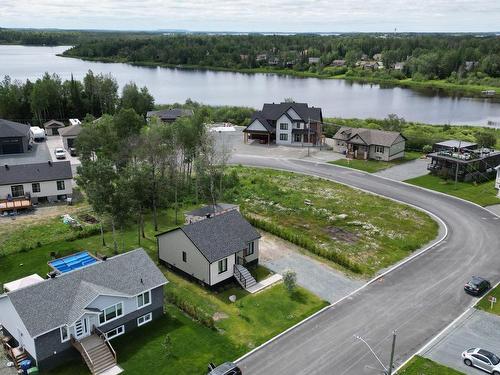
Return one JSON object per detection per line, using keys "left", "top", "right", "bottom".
{"left": 245, "top": 215, "right": 363, "bottom": 274}
{"left": 165, "top": 290, "right": 215, "bottom": 330}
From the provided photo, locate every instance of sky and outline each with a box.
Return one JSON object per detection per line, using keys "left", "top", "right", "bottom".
{"left": 1, "top": 0, "right": 499, "bottom": 33}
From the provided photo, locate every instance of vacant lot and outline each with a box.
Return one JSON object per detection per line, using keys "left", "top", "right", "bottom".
{"left": 225, "top": 167, "right": 438, "bottom": 276}
{"left": 405, "top": 174, "right": 500, "bottom": 207}
{"left": 477, "top": 283, "right": 500, "bottom": 316}
{"left": 399, "top": 356, "right": 465, "bottom": 375}
{"left": 329, "top": 151, "right": 422, "bottom": 173}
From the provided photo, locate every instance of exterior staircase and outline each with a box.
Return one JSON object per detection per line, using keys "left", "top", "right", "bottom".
{"left": 234, "top": 264, "right": 257, "bottom": 289}
{"left": 72, "top": 332, "right": 119, "bottom": 375}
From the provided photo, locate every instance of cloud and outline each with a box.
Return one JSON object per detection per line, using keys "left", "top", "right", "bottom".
{"left": 1, "top": 0, "right": 499, "bottom": 32}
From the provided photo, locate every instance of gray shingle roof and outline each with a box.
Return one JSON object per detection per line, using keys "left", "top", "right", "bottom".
{"left": 180, "top": 210, "right": 260, "bottom": 263}
{"left": 6, "top": 248, "right": 168, "bottom": 338}
{"left": 333, "top": 127, "right": 405, "bottom": 147}
{"left": 59, "top": 124, "right": 82, "bottom": 137}
{"left": 43, "top": 120, "right": 65, "bottom": 128}
{"left": 147, "top": 108, "right": 194, "bottom": 121}
{"left": 186, "top": 203, "right": 238, "bottom": 218}
{"left": 0, "top": 161, "right": 73, "bottom": 185}
{"left": 0, "top": 119, "right": 30, "bottom": 138}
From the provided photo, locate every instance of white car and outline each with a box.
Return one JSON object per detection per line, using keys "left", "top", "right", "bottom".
{"left": 462, "top": 348, "right": 500, "bottom": 374}
{"left": 54, "top": 148, "right": 66, "bottom": 159}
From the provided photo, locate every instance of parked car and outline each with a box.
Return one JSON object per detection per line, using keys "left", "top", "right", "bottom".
{"left": 69, "top": 147, "right": 77, "bottom": 156}
{"left": 464, "top": 276, "right": 491, "bottom": 296}
{"left": 207, "top": 362, "right": 242, "bottom": 375}
{"left": 54, "top": 148, "right": 66, "bottom": 159}
{"left": 462, "top": 348, "right": 500, "bottom": 374}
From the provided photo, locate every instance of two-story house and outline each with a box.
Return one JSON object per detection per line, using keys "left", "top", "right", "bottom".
{"left": 243, "top": 102, "right": 323, "bottom": 146}
{"left": 157, "top": 209, "right": 261, "bottom": 290}
{"left": 0, "top": 249, "right": 168, "bottom": 373}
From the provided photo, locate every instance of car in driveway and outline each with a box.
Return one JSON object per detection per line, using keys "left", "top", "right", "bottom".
{"left": 54, "top": 147, "right": 66, "bottom": 159}
{"left": 207, "top": 362, "right": 242, "bottom": 375}
{"left": 464, "top": 276, "right": 491, "bottom": 296}
{"left": 462, "top": 348, "right": 500, "bottom": 374}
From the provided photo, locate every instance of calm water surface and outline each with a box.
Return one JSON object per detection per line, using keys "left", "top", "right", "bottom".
{"left": 1, "top": 45, "right": 500, "bottom": 126}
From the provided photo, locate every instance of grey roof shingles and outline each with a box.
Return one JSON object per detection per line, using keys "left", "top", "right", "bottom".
{"left": 58, "top": 124, "right": 82, "bottom": 137}
{"left": 147, "top": 108, "right": 194, "bottom": 120}
{"left": 178, "top": 210, "right": 260, "bottom": 263}
{"left": 6, "top": 248, "right": 168, "bottom": 338}
{"left": 0, "top": 161, "right": 73, "bottom": 185}
{"left": 0, "top": 119, "right": 30, "bottom": 138}
{"left": 333, "top": 127, "right": 405, "bottom": 147}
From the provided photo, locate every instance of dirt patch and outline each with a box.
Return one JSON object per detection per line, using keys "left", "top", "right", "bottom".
{"left": 212, "top": 312, "right": 229, "bottom": 321}
{"left": 323, "top": 226, "right": 359, "bottom": 243}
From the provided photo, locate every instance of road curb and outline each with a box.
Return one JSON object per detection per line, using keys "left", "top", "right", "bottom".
{"left": 233, "top": 159, "right": 449, "bottom": 365}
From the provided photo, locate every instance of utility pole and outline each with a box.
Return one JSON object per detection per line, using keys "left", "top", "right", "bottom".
{"left": 388, "top": 331, "right": 397, "bottom": 375}
{"left": 454, "top": 139, "right": 462, "bottom": 186}
{"left": 307, "top": 117, "right": 311, "bottom": 157}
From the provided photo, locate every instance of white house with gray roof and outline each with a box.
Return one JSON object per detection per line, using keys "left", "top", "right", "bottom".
{"left": 0, "top": 161, "right": 73, "bottom": 204}
{"left": 0, "top": 249, "right": 168, "bottom": 373}
{"left": 157, "top": 209, "right": 261, "bottom": 289}
{"left": 333, "top": 127, "right": 406, "bottom": 161}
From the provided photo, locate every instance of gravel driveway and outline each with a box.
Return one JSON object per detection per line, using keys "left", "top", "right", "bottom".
{"left": 259, "top": 233, "right": 364, "bottom": 303}
{"left": 422, "top": 309, "right": 500, "bottom": 375}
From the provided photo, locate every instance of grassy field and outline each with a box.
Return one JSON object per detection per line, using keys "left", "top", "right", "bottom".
{"left": 476, "top": 283, "right": 500, "bottom": 316}
{"left": 399, "top": 356, "right": 465, "bottom": 375}
{"left": 225, "top": 167, "right": 438, "bottom": 276}
{"left": 405, "top": 174, "right": 500, "bottom": 207}
{"left": 329, "top": 151, "right": 422, "bottom": 173}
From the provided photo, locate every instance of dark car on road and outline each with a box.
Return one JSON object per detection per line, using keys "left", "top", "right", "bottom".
{"left": 464, "top": 276, "right": 491, "bottom": 296}
{"left": 207, "top": 362, "right": 242, "bottom": 375}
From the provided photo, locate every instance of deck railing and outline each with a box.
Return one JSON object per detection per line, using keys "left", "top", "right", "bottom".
{"left": 71, "top": 336, "right": 94, "bottom": 373}
{"left": 233, "top": 264, "right": 247, "bottom": 288}
{"left": 94, "top": 327, "right": 117, "bottom": 362}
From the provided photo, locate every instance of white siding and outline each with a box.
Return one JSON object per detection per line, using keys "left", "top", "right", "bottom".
{"left": 246, "top": 120, "right": 268, "bottom": 132}
{"left": 0, "top": 295, "right": 37, "bottom": 359}
{"left": 158, "top": 230, "right": 210, "bottom": 283}
{"left": 387, "top": 140, "right": 405, "bottom": 161}
{"left": 286, "top": 108, "right": 302, "bottom": 120}
{"left": 495, "top": 169, "right": 500, "bottom": 196}
{"left": 244, "top": 239, "right": 259, "bottom": 263}
{"left": 276, "top": 114, "right": 292, "bottom": 145}
{"left": 209, "top": 255, "right": 236, "bottom": 285}
{"left": 0, "top": 179, "right": 73, "bottom": 200}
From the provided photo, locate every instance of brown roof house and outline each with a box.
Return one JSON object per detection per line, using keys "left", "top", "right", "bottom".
{"left": 43, "top": 120, "right": 65, "bottom": 136}
{"left": 333, "top": 127, "right": 406, "bottom": 161}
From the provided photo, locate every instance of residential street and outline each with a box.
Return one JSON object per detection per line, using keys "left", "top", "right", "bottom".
{"left": 231, "top": 155, "right": 500, "bottom": 375}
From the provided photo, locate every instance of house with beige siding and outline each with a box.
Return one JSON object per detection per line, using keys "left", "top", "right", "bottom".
{"left": 333, "top": 127, "right": 406, "bottom": 161}
{"left": 157, "top": 209, "right": 261, "bottom": 289}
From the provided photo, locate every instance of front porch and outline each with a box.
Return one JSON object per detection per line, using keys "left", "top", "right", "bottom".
{"left": 346, "top": 143, "right": 369, "bottom": 160}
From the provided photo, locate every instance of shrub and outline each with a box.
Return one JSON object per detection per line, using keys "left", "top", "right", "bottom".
{"left": 165, "top": 290, "right": 215, "bottom": 329}
{"left": 282, "top": 269, "right": 297, "bottom": 294}
{"left": 422, "top": 144, "right": 433, "bottom": 154}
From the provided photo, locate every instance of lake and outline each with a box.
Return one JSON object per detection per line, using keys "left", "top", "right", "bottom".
{"left": 1, "top": 45, "right": 500, "bottom": 126}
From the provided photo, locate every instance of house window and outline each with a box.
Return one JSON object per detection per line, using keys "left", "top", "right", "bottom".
{"left": 56, "top": 180, "right": 65, "bottom": 191}
{"left": 32, "top": 183, "right": 41, "bottom": 193}
{"left": 279, "top": 134, "right": 288, "bottom": 141}
{"left": 137, "top": 290, "right": 151, "bottom": 309}
{"left": 293, "top": 134, "right": 301, "bottom": 142}
{"left": 11, "top": 185, "right": 24, "bottom": 198}
{"left": 137, "top": 312, "right": 152, "bottom": 327}
{"left": 375, "top": 146, "right": 385, "bottom": 153}
{"left": 218, "top": 258, "right": 228, "bottom": 274}
{"left": 60, "top": 326, "right": 69, "bottom": 343}
{"left": 279, "top": 123, "right": 288, "bottom": 130}
{"left": 245, "top": 241, "right": 255, "bottom": 256}
{"left": 182, "top": 251, "right": 187, "bottom": 262}
{"left": 106, "top": 325, "right": 125, "bottom": 340}
{"left": 295, "top": 123, "right": 302, "bottom": 129}
{"left": 99, "top": 302, "right": 123, "bottom": 325}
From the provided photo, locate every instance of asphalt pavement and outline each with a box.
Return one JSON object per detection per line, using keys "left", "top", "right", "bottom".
{"left": 230, "top": 155, "right": 500, "bottom": 375}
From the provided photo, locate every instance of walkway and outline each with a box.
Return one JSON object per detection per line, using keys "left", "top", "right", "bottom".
{"left": 247, "top": 274, "right": 283, "bottom": 294}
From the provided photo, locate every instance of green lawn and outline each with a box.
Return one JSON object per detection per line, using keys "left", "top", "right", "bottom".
{"left": 405, "top": 174, "right": 500, "bottom": 207}
{"left": 225, "top": 167, "right": 438, "bottom": 276}
{"left": 329, "top": 151, "right": 423, "bottom": 173}
{"left": 399, "top": 356, "right": 465, "bottom": 375}
{"left": 476, "top": 283, "right": 500, "bottom": 316}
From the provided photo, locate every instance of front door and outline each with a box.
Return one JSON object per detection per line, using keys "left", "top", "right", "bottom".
{"left": 74, "top": 317, "right": 90, "bottom": 340}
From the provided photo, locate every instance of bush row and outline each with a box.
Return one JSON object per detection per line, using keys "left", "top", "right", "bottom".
{"left": 245, "top": 215, "right": 363, "bottom": 274}
{"left": 165, "top": 290, "right": 215, "bottom": 330}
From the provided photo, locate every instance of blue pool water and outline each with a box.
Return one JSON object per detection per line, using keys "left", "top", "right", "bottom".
{"left": 49, "top": 251, "right": 98, "bottom": 273}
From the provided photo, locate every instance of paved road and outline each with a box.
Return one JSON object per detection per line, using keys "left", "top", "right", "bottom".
{"left": 422, "top": 309, "right": 500, "bottom": 374}
{"left": 231, "top": 155, "right": 500, "bottom": 375}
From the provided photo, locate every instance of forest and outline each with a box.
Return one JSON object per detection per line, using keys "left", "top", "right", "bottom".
{"left": 61, "top": 33, "right": 500, "bottom": 91}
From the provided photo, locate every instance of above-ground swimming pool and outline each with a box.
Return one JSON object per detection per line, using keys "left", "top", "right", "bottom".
{"left": 48, "top": 251, "right": 99, "bottom": 273}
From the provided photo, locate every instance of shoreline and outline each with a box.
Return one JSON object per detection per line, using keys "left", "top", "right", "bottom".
{"left": 59, "top": 53, "right": 500, "bottom": 100}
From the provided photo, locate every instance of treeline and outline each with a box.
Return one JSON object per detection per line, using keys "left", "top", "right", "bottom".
{"left": 0, "top": 72, "right": 154, "bottom": 125}
{"left": 0, "top": 28, "right": 155, "bottom": 46}
{"left": 77, "top": 109, "right": 236, "bottom": 252}
{"left": 63, "top": 34, "right": 500, "bottom": 85}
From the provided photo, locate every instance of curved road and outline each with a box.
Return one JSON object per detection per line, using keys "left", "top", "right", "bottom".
{"left": 231, "top": 155, "right": 500, "bottom": 375}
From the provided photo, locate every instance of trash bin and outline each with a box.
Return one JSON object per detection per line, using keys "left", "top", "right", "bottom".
{"left": 27, "top": 367, "right": 39, "bottom": 375}
{"left": 20, "top": 359, "right": 31, "bottom": 374}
